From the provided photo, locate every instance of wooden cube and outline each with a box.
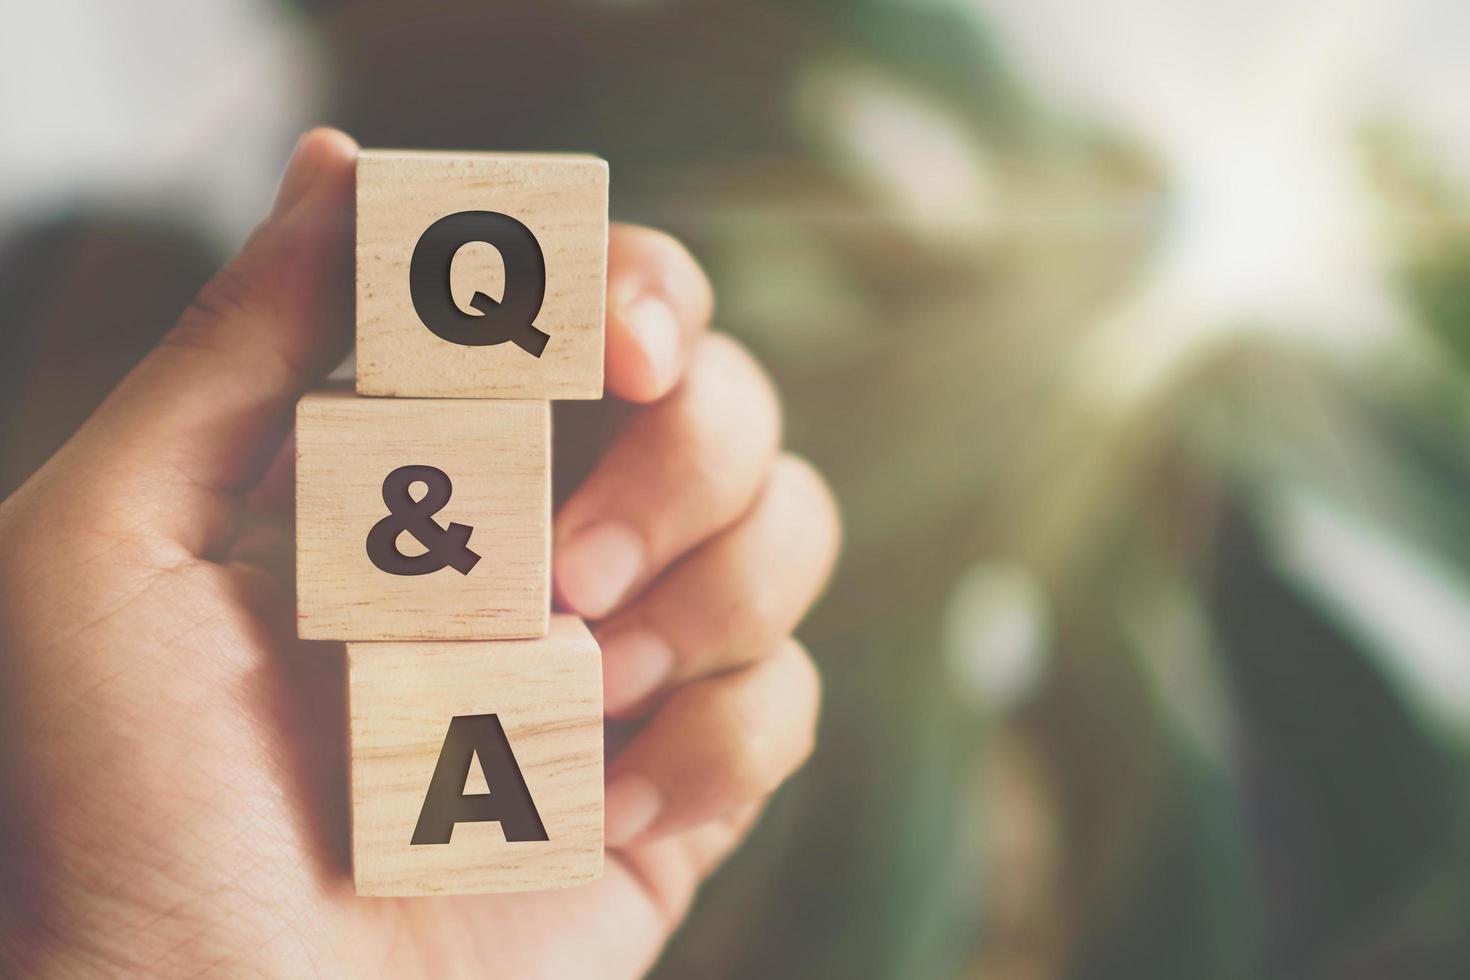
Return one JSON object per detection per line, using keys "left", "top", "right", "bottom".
{"left": 296, "top": 386, "right": 548, "bottom": 640}
{"left": 348, "top": 616, "right": 604, "bottom": 895}
{"left": 356, "top": 150, "right": 608, "bottom": 399}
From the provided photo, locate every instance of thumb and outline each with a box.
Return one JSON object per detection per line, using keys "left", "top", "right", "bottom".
{"left": 53, "top": 128, "right": 357, "bottom": 554}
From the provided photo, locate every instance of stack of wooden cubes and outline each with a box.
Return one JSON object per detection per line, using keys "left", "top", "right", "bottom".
{"left": 295, "top": 150, "right": 609, "bottom": 896}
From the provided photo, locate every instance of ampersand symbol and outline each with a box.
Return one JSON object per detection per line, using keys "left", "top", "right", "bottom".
{"left": 365, "top": 465, "right": 481, "bottom": 576}
{"left": 409, "top": 210, "right": 551, "bottom": 357}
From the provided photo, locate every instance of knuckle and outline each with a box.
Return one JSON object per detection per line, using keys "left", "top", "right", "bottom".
{"left": 161, "top": 313, "right": 231, "bottom": 363}
{"left": 770, "top": 454, "right": 841, "bottom": 547}
{"left": 722, "top": 729, "right": 779, "bottom": 801}
{"left": 167, "top": 258, "right": 317, "bottom": 384}
{"left": 181, "top": 261, "right": 260, "bottom": 334}
{"left": 658, "top": 334, "right": 781, "bottom": 517}
{"left": 702, "top": 652, "right": 822, "bottom": 800}
{"left": 695, "top": 457, "right": 842, "bottom": 667}
{"left": 762, "top": 454, "right": 843, "bottom": 603}
{"left": 786, "top": 646, "right": 823, "bottom": 768}
{"left": 705, "top": 333, "right": 780, "bottom": 412}
{"left": 175, "top": 233, "right": 306, "bottom": 343}
{"left": 702, "top": 684, "right": 781, "bottom": 800}
{"left": 691, "top": 334, "right": 783, "bottom": 455}
{"left": 725, "top": 555, "right": 786, "bottom": 657}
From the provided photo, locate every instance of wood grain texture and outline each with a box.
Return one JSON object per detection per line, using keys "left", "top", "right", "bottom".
{"left": 348, "top": 616, "right": 604, "bottom": 896}
{"left": 356, "top": 149, "right": 607, "bottom": 399}
{"left": 296, "top": 386, "right": 549, "bottom": 640}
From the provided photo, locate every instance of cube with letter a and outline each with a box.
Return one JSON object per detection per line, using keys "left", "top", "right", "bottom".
{"left": 348, "top": 616, "right": 604, "bottom": 896}
{"left": 295, "top": 386, "right": 549, "bottom": 641}
{"left": 355, "top": 149, "right": 608, "bottom": 399}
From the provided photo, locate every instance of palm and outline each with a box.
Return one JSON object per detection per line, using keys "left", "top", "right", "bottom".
{"left": 0, "top": 469, "right": 732, "bottom": 978}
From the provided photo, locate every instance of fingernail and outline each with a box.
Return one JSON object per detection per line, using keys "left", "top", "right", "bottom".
{"left": 602, "top": 630, "right": 674, "bottom": 715}
{"left": 621, "top": 296, "right": 679, "bottom": 392}
{"left": 605, "top": 774, "right": 662, "bottom": 847}
{"left": 555, "top": 521, "right": 643, "bottom": 619}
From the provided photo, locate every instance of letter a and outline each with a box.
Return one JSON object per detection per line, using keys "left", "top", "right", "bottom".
{"left": 411, "top": 714, "right": 549, "bottom": 845}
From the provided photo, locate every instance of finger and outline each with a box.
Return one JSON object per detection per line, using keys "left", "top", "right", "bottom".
{"left": 605, "top": 224, "right": 713, "bottom": 403}
{"left": 604, "top": 641, "right": 820, "bottom": 847}
{"left": 611, "top": 800, "right": 768, "bottom": 927}
{"left": 597, "top": 454, "right": 840, "bottom": 716}
{"left": 53, "top": 128, "right": 356, "bottom": 551}
{"left": 676, "top": 799, "right": 767, "bottom": 881}
{"left": 228, "top": 514, "right": 293, "bottom": 587}
{"left": 228, "top": 437, "right": 296, "bottom": 581}
{"left": 244, "top": 432, "right": 296, "bottom": 521}
{"left": 554, "top": 334, "right": 781, "bottom": 619}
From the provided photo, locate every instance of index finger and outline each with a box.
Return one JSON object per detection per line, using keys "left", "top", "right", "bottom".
{"left": 604, "top": 225, "right": 713, "bottom": 403}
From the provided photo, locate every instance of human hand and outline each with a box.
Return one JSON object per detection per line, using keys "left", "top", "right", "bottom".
{"left": 0, "top": 129, "right": 839, "bottom": 978}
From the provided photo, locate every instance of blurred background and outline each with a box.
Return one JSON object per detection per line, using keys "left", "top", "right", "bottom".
{"left": 6, "top": 1, "right": 1470, "bottom": 976}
